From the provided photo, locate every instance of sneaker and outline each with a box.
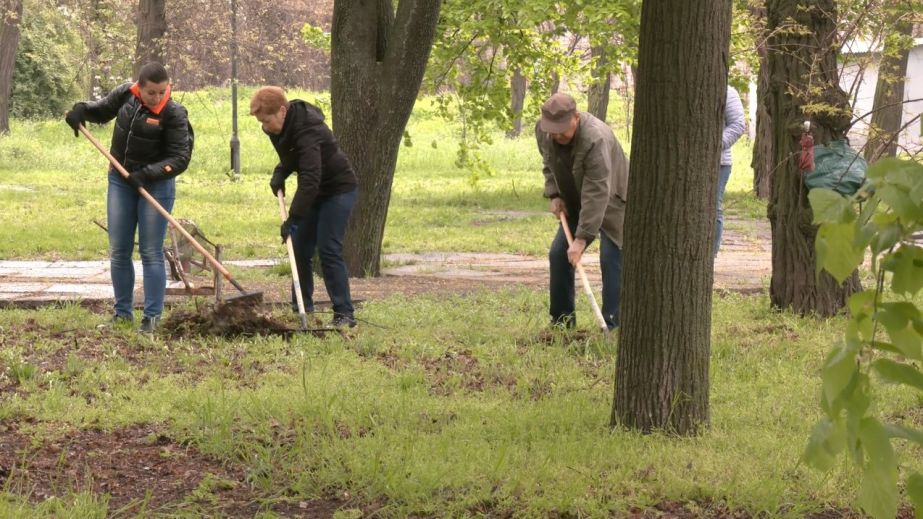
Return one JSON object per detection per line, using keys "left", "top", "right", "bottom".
{"left": 97, "top": 314, "right": 132, "bottom": 330}
{"left": 331, "top": 314, "right": 357, "bottom": 329}
{"left": 139, "top": 316, "right": 159, "bottom": 334}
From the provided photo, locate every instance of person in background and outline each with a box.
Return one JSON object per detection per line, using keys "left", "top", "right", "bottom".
{"left": 536, "top": 92, "right": 629, "bottom": 331}
{"left": 65, "top": 62, "right": 193, "bottom": 334}
{"left": 249, "top": 86, "right": 359, "bottom": 328}
{"left": 714, "top": 85, "right": 746, "bottom": 256}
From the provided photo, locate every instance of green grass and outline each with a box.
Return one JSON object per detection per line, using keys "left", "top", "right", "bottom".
{"left": 0, "top": 291, "right": 920, "bottom": 516}
{"left": 0, "top": 88, "right": 761, "bottom": 260}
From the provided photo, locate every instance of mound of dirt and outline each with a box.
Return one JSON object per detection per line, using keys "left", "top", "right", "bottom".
{"left": 161, "top": 303, "right": 296, "bottom": 338}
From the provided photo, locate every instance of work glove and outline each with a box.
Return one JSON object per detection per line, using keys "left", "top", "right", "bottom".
{"left": 280, "top": 219, "right": 296, "bottom": 244}
{"left": 125, "top": 169, "right": 149, "bottom": 190}
{"left": 64, "top": 103, "right": 87, "bottom": 137}
{"left": 270, "top": 172, "right": 286, "bottom": 197}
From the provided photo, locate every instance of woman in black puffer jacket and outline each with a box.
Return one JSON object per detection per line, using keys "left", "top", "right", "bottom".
{"left": 65, "top": 62, "right": 192, "bottom": 334}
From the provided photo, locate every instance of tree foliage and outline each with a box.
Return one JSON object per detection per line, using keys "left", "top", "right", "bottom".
{"left": 425, "top": 0, "right": 640, "bottom": 180}
{"left": 806, "top": 158, "right": 923, "bottom": 518}
{"left": 11, "top": 0, "right": 85, "bottom": 118}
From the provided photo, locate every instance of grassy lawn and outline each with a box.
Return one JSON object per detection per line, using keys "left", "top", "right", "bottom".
{"left": 2, "top": 290, "right": 920, "bottom": 517}
{"left": 6, "top": 89, "right": 907, "bottom": 517}
{"left": 0, "top": 88, "right": 761, "bottom": 260}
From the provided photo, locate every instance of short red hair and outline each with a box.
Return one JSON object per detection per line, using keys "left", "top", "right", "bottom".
{"left": 250, "top": 86, "right": 288, "bottom": 117}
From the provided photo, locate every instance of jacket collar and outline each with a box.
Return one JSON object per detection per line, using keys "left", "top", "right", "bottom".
{"left": 129, "top": 82, "right": 171, "bottom": 115}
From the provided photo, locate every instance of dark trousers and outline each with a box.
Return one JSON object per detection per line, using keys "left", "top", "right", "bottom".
{"left": 290, "top": 189, "right": 357, "bottom": 317}
{"left": 549, "top": 219, "right": 622, "bottom": 330}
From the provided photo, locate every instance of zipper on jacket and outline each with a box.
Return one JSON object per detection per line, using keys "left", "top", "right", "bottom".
{"left": 123, "top": 103, "right": 145, "bottom": 168}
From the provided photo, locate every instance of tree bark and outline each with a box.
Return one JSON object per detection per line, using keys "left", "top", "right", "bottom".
{"left": 506, "top": 68, "right": 526, "bottom": 138}
{"left": 765, "top": 0, "right": 860, "bottom": 316}
{"left": 864, "top": 18, "right": 912, "bottom": 162}
{"left": 0, "top": 0, "right": 23, "bottom": 135}
{"left": 750, "top": 5, "right": 772, "bottom": 199}
{"left": 332, "top": 0, "right": 442, "bottom": 276}
{"left": 612, "top": 0, "right": 730, "bottom": 435}
{"left": 135, "top": 0, "right": 167, "bottom": 74}
{"left": 587, "top": 45, "right": 611, "bottom": 123}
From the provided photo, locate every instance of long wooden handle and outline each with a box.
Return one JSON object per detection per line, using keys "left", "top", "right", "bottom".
{"left": 79, "top": 125, "right": 246, "bottom": 294}
{"left": 278, "top": 191, "right": 309, "bottom": 330}
{"left": 559, "top": 213, "right": 609, "bottom": 333}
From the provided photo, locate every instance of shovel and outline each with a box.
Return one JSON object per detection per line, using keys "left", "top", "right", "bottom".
{"left": 78, "top": 125, "right": 262, "bottom": 306}
{"left": 559, "top": 213, "right": 608, "bottom": 334}
{"left": 277, "top": 191, "right": 309, "bottom": 331}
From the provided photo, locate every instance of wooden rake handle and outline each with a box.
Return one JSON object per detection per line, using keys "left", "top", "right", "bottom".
{"left": 278, "top": 191, "right": 309, "bottom": 331}
{"left": 559, "top": 213, "right": 609, "bottom": 333}
{"left": 78, "top": 125, "right": 247, "bottom": 295}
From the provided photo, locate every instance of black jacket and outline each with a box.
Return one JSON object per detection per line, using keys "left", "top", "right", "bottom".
{"left": 80, "top": 83, "right": 192, "bottom": 182}
{"left": 269, "top": 100, "right": 358, "bottom": 220}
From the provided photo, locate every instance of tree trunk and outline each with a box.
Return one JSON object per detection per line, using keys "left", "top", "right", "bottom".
{"left": 332, "top": 0, "right": 442, "bottom": 276}
{"left": 0, "top": 0, "right": 23, "bottom": 135}
{"left": 864, "top": 18, "right": 912, "bottom": 162}
{"left": 135, "top": 0, "right": 167, "bottom": 73}
{"left": 750, "top": 5, "right": 772, "bottom": 199}
{"left": 612, "top": 0, "right": 730, "bottom": 435}
{"left": 765, "top": 0, "right": 860, "bottom": 316}
{"left": 506, "top": 68, "right": 526, "bottom": 138}
{"left": 587, "top": 45, "right": 611, "bottom": 123}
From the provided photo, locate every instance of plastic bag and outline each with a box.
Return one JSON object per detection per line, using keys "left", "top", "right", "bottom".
{"left": 804, "top": 139, "right": 867, "bottom": 196}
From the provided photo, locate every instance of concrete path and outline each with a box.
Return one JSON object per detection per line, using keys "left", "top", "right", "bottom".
{"left": 0, "top": 218, "right": 772, "bottom": 304}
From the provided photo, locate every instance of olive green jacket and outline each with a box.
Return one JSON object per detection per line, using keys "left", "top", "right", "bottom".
{"left": 536, "top": 111, "right": 629, "bottom": 246}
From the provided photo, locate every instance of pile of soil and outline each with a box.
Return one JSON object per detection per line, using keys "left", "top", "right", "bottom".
{"left": 161, "top": 303, "right": 296, "bottom": 338}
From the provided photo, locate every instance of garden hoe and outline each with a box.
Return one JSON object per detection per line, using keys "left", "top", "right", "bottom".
{"left": 559, "top": 213, "right": 609, "bottom": 335}
{"left": 277, "top": 191, "right": 310, "bottom": 331}
{"left": 78, "top": 125, "right": 263, "bottom": 308}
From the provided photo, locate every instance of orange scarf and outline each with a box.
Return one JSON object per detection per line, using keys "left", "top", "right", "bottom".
{"left": 129, "top": 82, "right": 171, "bottom": 115}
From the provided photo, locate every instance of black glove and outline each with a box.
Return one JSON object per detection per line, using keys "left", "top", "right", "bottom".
{"left": 280, "top": 219, "right": 296, "bottom": 244}
{"left": 125, "top": 169, "right": 148, "bottom": 190}
{"left": 270, "top": 172, "right": 286, "bottom": 196}
{"left": 64, "top": 103, "right": 87, "bottom": 137}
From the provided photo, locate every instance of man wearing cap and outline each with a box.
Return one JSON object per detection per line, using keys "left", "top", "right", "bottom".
{"left": 536, "top": 92, "right": 629, "bottom": 330}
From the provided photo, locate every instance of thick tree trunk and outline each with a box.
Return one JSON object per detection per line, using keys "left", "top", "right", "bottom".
{"left": 750, "top": 5, "right": 772, "bottom": 199}
{"left": 135, "top": 0, "right": 167, "bottom": 73}
{"left": 506, "top": 68, "right": 526, "bottom": 138}
{"left": 612, "top": 0, "right": 730, "bottom": 435}
{"left": 0, "top": 0, "right": 23, "bottom": 135}
{"left": 864, "top": 19, "right": 912, "bottom": 162}
{"left": 765, "top": 0, "right": 860, "bottom": 316}
{"left": 332, "top": 0, "right": 442, "bottom": 276}
{"left": 587, "top": 45, "right": 611, "bottom": 123}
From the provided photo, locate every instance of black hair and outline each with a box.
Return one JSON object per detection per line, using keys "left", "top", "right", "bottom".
{"left": 137, "top": 62, "right": 169, "bottom": 86}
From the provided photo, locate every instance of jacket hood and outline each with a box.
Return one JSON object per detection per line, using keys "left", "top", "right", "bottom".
{"left": 284, "top": 100, "right": 326, "bottom": 130}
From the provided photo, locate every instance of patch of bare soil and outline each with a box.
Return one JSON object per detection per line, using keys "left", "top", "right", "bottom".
{"left": 161, "top": 303, "right": 300, "bottom": 339}
{"left": 0, "top": 420, "right": 360, "bottom": 517}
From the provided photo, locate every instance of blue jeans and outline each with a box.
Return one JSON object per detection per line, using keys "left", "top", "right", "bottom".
{"left": 714, "top": 164, "right": 732, "bottom": 256}
{"left": 290, "top": 189, "right": 357, "bottom": 317}
{"left": 549, "top": 219, "right": 622, "bottom": 330}
{"left": 107, "top": 171, "right": 175, "bottom": 319}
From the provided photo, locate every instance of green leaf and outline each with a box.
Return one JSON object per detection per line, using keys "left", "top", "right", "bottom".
{"left": 816, "top": 224, "right": 864, "bottom": 282}
{"left": 884, "top": 246, "right": 923, "bottom": 297}
{"left": 907, "top": 473, "right": 923, "bottom": 519}
{"left": 876, "top": 302, "right": 922, "bottom": 359}
{"left": 822, "top": 343, "right": 858, "bottom": 407}
{"left": 848, "top": 289, "right": 878, "bottom": 319}
{"left": 804, "top": 418, "right": 846, "bottom": 471}
{"left": 869, "top": 222, "right": 901, "bottom": 255}
{"left": 869, "top": 341, "right": 907, "bottom": 356}
{"left": 872, "top": 359, "right": 923, "bottom": 392}
{"left": 810, "top": 189, "right": 855, "bottom": 224}
{"left": 878, "top": 185, "right": 923, "bottom": 223}
{"left": 882, "top": 423, "right": 923, "bottom": 447}
{"left": 857, "top": 418, "right": 898, "bottom": 519}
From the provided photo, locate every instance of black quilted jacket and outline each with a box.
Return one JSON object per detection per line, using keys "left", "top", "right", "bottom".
{"left": 79, "top": 82, "right": 192, "bottom": 182}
